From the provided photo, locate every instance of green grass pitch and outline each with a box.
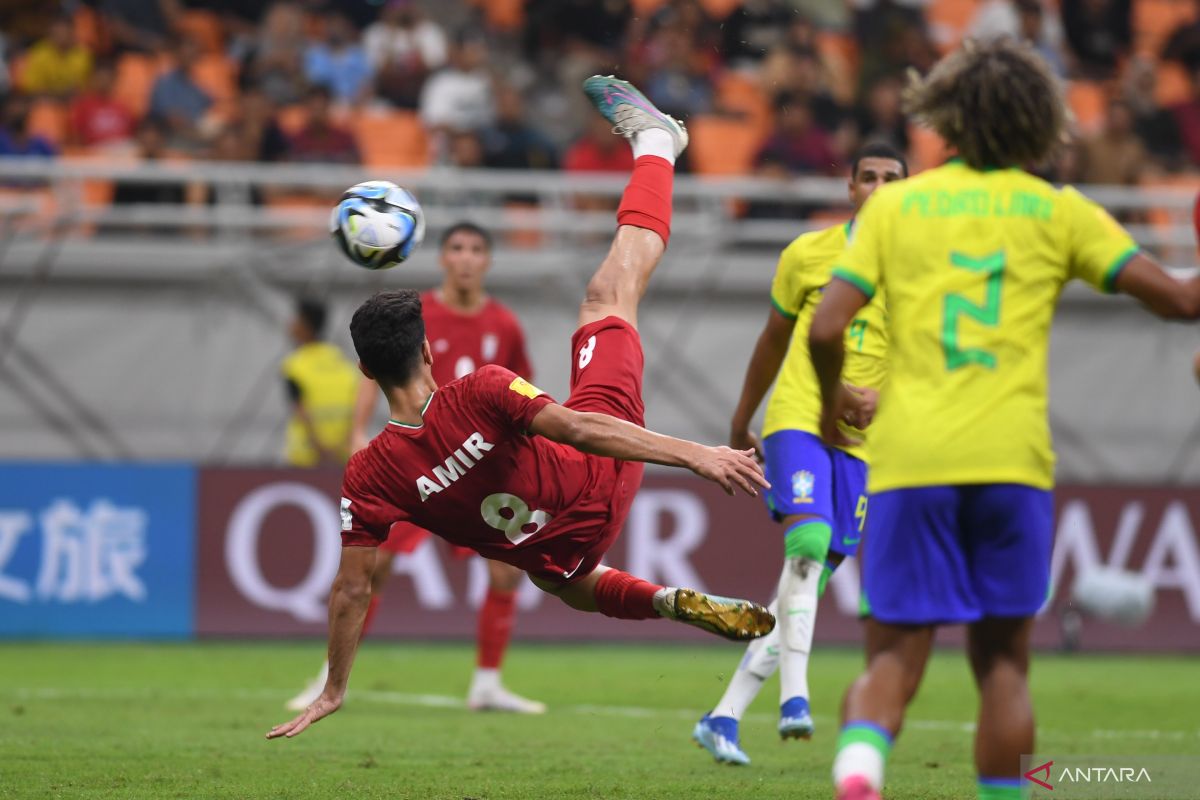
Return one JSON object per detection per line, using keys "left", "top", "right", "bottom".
{"left": 1, "top": 642, "right": 1196, "bottom": 799}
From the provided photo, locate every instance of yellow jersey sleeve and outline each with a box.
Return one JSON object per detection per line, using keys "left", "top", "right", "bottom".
{"left": 769, "top": 241, "right": 805, "bottom": 319}
{"left": 1061, "top": 186, "right": 1139, "bottom": 293}
{"left": 831, "top": 189, "right": 890, "bottom": 299}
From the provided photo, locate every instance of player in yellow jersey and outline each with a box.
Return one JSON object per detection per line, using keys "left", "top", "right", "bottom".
{"left": 807, "top": 39, "right": 1200, "bottom": 800}
{"left": 692, "top": 144, "right": 907, "bottom": 765}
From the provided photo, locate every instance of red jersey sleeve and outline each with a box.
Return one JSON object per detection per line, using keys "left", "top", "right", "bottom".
{"left": 469, "top": 364, "right": 555, "bottom": 433}
{"left": 340, "top": 452, "right": 406, "bottom": 547}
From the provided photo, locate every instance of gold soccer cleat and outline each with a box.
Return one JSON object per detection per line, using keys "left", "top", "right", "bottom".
{"left": 670, "top": 588, "right": 776, "bottom": 641}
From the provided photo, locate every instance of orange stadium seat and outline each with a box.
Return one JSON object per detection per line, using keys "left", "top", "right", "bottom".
{"left": 715, "top": 72, "right": 772, "bottom": 139}
{"left": 688, "top": 115, "right": 764, "bottom": 175}
{"left": 191, "top": 54, "right": 238, "bottom": 105}
{"left": 471, "top": 0, "right": 525, "bottom": 30}
{"left": 699, "top": 0, "right": 741, "bottom": 19}
{"left": 113, "top": 53, "right": 162, "bottom": 118}
{"left": 351, "top": 110, "right": 429, "bottom": 168}
{"left": 1133, "top": 0, "right": 1196, "bottom": 56}
{"left": 927, "top": 0, "right": 981, "bottom": 52}
{"left": 26, "top": 100, "right": 68, "bottom": 146}
{"left": 1067, "top": 80, "right": 1108, "bottom": 134}
{"left": 1155, "top": 61, "right": 1191, "bottom": 106}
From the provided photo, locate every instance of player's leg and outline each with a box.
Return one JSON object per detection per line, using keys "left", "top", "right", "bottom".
{"left": 692, "top": 598, "right": 780, "bottom": 765}
{"left": 961, "top": 484, "right": 1053, "bottom": 800}
{"left": 530, "top": 565, "right": 775, "bottom": 642}
{"left": 284, "top": 548, "right": 394, "bottom": 711}
{"left": 832, "top": 485, "right": 977, "bottom": 799}
{"left": 578, "top": 75, "right": 688, "bottom": 331}
{"left": 467, "top": 559, "right": 546, "bottom": 714}
{"left": 968, "top": 617, "right": 1033, "bottom": 800}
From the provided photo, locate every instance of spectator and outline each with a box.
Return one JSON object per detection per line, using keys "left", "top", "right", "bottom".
{"left": 1121, "top": 57, "right": 1183, "bottom": 168}
{"left": 720, "top": 0, "right": 795, "bottom": 70}
{"left": 112, "top": 120, "right": 185, "bottom": 206}
{"left": 305, "top": 12, "right": 373, "bottom": 106}
{"left": 856, "top": 75, "right": 909, "bottom": 154}
{"left": 971, "top": 0, "right": 1066, "bottom": 76}
{"left": 205, "top": 126, "right": 265, "bottom": 206}
{"left": 0, "top": 95, "right": 57, "bottom": 158}
{"left": 21, "top": 17, "right": 92, "bottom": 98}
{"left": 249, "top": 2, "right": 307, "bottom": 107}
{"left": 286, "top": 86, "right": 360, "bottom": 163}
{"left": 1061, "top": 0, "right": 1131, "bottom": 78}
{"left": 148, "top": 37, "right": 213, "bottom": 146}
{"left": 234, "top": 87, "right": 289, "bottom": 162}
{"left": 642, "top": 25, "right": 714, "bottom": 120}
{"left": 1171, "top": 65, "right": 1200, "bottom": 168}
{"left": 760, "top": 46, "right": 846, "bottom": 132}
{"left": 447, "top": 129, "right": 485, "bottom": 168}
{"left": 365, "top": 0, "right": 447, "bottom": 109}
{"left": 481, "top": 84, "right": 558, "bottom": 170}
{"left": 564, "top": 113, "right": 635, "bottom": 173}
{"left": 1163, "top": 0, "right": 1200, "bottom": 72}
{"left": 1078, "top": 99, "right": 1147, "bottom": 185}
{"left": 755, "top": 92, "right": 838, "bottom": 175}
{"left": 419, "top": 29, "right": 495, "bottom": 133}
{"left": 69, "top": 61, "right": 136, "bottom": 149}
{"left": 281, "top": 297, "right": 359, "bottom": 468}
{"left": 100, "top": 0, "right": 182, "bottom": 53}
{"left": 523, "top": 0, "right": 632, "bottom": 61}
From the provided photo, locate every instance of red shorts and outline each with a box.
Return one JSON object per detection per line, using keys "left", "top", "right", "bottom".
{"left": 534, "top": 316, "right": 646, "bottom": 585}
{"left": 380, "top": 522, "right": 475, "bottom": 560}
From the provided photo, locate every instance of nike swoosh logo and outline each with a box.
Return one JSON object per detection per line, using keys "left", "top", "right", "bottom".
{"left": 562, "top": 560, "right": 586, "bottom": 580}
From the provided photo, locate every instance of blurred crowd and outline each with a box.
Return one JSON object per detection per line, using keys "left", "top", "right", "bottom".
{"left": 1, "top": 0, "right": 1200, "bottom": 194}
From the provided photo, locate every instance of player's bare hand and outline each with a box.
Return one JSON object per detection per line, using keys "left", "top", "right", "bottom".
{"left": 820, "top": 405, "right": 862, "bottom": 449}
{"left": 729, "top": 427, "right": 764, "bottom": 463}
{"left": 692, "top": 446, "right": 771, "bottom": 497}
{"left": 266, "top": 693, "right": 342, "bottom": 740}
{"left": 840, "top": 384, "right": 879, "bottom": 429}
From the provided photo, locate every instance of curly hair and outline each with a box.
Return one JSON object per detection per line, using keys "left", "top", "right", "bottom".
{"left": 903, "top": 38, "right": 1066, "bottom": 170}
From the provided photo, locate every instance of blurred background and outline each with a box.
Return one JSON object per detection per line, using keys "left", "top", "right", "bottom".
{"left": 0, "top": 0, "right": 1196, "bottom": 649}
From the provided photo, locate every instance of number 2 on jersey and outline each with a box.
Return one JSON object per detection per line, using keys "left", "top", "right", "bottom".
{"left": 942, "top": 251, "right": 1005, "bottom": 371}
{"left": 480, "top": 493, "right": 552, "bottom": 545}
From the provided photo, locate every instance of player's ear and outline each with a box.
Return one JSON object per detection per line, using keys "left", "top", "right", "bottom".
{"left": 422, "top": 338, "right": 433, "bottom": 366}
{"left": 357, "top": 359, "right": 375, "bottom": 381}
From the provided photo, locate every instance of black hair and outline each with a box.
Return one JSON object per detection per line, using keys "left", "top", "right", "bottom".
{"left": 851, "top": 141, "right": 909, "bottom": 179}
{"left": 349, "top": 290, "right": 425, "bottom": 386}
{"left": 439, "top": 221, "right": 492, "bottom": 250}
{"left": 296, "top": 296, "right": 328, "bottom": 338}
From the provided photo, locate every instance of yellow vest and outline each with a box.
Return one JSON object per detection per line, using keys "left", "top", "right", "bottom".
{"left": 281, "top": 342, "right": 359, "bottom": 466}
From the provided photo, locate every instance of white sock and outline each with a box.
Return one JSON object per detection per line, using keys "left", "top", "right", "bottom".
{"left": 780, "top": 557, "right": 821, "bottom": 703}
{"left": 652, "top": 586, "right": 677, "bottom": 618}
{"left": 711, "top": 599, "right": 779, "bottom": 720}
{"left": 833, "top": 743, "right": 885, "bottom": 790}
{"left": 632, "top": 128, "right": 676, "bottom": 164}
{"left": 471, "top": 667, "right": 500, "bottom": 692}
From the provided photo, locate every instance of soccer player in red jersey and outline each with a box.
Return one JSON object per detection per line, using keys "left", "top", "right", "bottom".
{"left": 269, "top": 76, "right": 775, "bottom": 741}
{"left": 285, "top": 221, "right": 545, "bottom": 714}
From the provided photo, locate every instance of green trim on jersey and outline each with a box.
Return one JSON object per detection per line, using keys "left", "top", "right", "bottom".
{"left": 1102, "top": 246, "right": 1139, "bottom": 294}
{"left": 771, "top": 294, "right": 799, "bottom": 320}
{"left": 832, "top": 267, "right": 876, "bottom": 300}
{"left": 388, "top": 392, "right": 435, "bottom": 429}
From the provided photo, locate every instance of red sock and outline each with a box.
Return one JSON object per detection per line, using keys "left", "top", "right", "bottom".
{"left": 358, "top": 594, "right": 381, "bottom": 641}
{"left": 593, "top": 569, "right": 663, "bottom": 620}
{"left": 477, "top": 588, "right": 517, "bottom": 669}
{"left": 617, "top": 155, "right": 674, "bottom": 247}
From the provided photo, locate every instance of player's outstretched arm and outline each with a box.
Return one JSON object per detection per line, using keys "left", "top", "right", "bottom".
{"left": 529, "top": 405, "right": 769, "bottom": 497}
{"left": 266, "top": 545, "right": 375, "bottom": 740}
{"left": 1113, "top": 254, "right": 1200, "bottom": 320}
{"left": 730, "top": 306, "right": 796, "bottom": 456}
{"left": 809, "top": 279, "right": 870, "bottom": 447}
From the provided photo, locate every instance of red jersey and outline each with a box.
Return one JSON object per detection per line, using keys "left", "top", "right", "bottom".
{"left": 422, "top": 290, "right": 532, "bottom": 384}
{"left": 341, "top": 365, "right": 626, "bottom": 581}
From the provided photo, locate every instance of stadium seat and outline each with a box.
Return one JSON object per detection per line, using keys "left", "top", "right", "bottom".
{"left": 688, "top": 115, "right": 764, "bottom": 175}
{"left": 714, "top": 72, "right": 772, "bottom": 140}
{"left": 699, "top": 0, "right": 741, "bottom": 19}
{"left": 113, "top": 53, "right": 163, "bottom": 119}
{"left": 26, "top": 100, "right": 68, "bottom": 146}
{"left": 351, "top": 110, "right": 429, "bottom": 168}
{"left": 1067, "top": 80, "right": 1108, "bottom": 134}
{"left": 191, "top": 54, "right": 238, "bottom": 105}
{"left": 1133, "top": 0, "right": 1196, "bottom": 56}
{"left": 816, "top": 32, "right": 860, "bottom": 100}
{"left": 276, "top": 105, "right": 309, "bottom": 137}
{"left": 927, "top": 0, "right": 981, "bottom": 52}
{"left": 73, "top": 5, "right": 105, "bottom": 52}
{"left": 178, "top": 9, "right": 225, "bottom": 53}
{"left": 1155, "top": 60, "right": 1191, "bottom": 106}
{"left": 471, "top": 0, "right": 525, "bottom": 30}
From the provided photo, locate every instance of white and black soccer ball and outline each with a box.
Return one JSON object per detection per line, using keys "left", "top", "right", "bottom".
{"left": 330, "top": 181, "right": 425, "bottom": 270}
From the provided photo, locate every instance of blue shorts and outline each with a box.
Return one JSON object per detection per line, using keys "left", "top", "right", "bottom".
{"left": 762, "top": 430, "right": 867, "bottom": 559}
{"left": 862, "top": 484, "right": 1054, "bottom": 625}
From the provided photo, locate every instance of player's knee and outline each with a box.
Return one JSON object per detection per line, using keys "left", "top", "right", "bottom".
{"left": 784, "top": 518, "right": 833, "bottom": 563}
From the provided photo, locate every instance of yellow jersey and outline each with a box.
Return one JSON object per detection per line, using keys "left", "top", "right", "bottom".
{"left": 833, "top": 160, "right": 1138, "bottom": 492}
{"left": 763, "top": 222, "right": 889, "bottom": 462}
{"left": 282, "top": 341, "right": 359, "bottom": 467}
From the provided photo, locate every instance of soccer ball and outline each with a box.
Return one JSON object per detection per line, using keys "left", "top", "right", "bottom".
{"left": 330, "top": 181, "right": 425, "bottom": 270}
